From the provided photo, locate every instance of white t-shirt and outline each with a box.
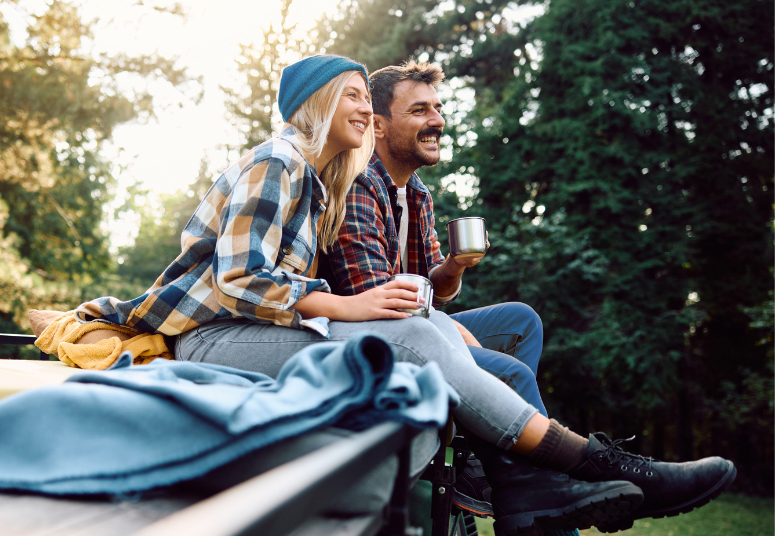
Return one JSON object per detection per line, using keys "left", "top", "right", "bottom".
{"left": 396, "top": 187, "right": 409, "bottom": 272}
{"left": 396, "top": 186, "right": 460, "bottom": 303}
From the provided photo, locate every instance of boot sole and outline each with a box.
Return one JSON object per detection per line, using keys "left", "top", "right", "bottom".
{"left": 493, "top": 484, "right": 643, "bottom": 536}
{"left": 452, "top": 492, "right": 495, "bottom": 518}
{"left": 597, "top": 461, "right": 737, "bottom": 533}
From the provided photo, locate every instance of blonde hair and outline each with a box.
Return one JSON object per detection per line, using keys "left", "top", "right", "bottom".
{"left": 287, "top": 70, "right": 375, "bottom": 251}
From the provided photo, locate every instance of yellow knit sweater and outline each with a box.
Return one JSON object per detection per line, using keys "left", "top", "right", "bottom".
{"left": 35, "top": 311, "right": 173, "bottom": 370}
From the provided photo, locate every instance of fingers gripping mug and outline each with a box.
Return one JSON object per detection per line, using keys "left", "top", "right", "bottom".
{"left": 447, "top": 217, "right": 487, "bottom": 260}
{"left": 388, "top": 274, "right": 433, "bottom": 319}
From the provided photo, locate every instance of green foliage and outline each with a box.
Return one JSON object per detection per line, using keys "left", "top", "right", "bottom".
{"left": 314, "top": 0, "right": 444, "bottom": 69}
{"left": 0, "top": 310, "right": 24, "bottom": 359}
{"left": 459, "top": 0, "right": 773, "bottom": 487}
{"left": 1, "top": 1, "right": 119, "bottom": 279}
{"left": 116, "top": 159, "right": 214, "bottom": 290}
{"left": 315, "top": 0, "right": 523, "bottom": 82}
{"left": 316, "top": 0, "right": 774, "bottom": 490}
{"left": 0, "top": 1, "right": 195, "bottom": 330}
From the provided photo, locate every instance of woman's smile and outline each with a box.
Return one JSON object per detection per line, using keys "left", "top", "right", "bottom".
{"left": 350, "top": 120, "right": 367, "bottom": 133}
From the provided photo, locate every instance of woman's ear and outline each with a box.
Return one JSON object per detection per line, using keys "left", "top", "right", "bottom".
{"left": 373, "top": 115, "right": 387, "bottom": 140}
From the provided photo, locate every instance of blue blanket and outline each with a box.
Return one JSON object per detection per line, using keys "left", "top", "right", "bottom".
{"left": 0, "top": 332, "right": 458, "bottom": 495}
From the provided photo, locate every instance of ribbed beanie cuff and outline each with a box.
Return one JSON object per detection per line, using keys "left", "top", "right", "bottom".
{"left": 279, "top": 54, "right": 368, "bottom": 121}
{"left": 527, "top": 419, "right": 589, "bottom": 473}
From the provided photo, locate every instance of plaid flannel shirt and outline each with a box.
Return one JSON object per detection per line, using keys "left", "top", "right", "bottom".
{"left": 320, "top": 154, "right": 459, "bottom": 306}
{"left": 76, "top": 125, "right": 332, "bottom": 336}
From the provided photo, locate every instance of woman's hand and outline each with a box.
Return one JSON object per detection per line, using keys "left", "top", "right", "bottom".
{"left": 337, "top": 280, "right": 424, "bottom": 321}
{"left": 292, "top": 280, "right": 423, "bottom": 322}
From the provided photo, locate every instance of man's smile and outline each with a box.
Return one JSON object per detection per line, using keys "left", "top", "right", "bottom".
{"left": 418, "top": 128, "right": 442, "bottom": 149}
{"left": 419, "top": 134, "right": 439, "bottom": 147}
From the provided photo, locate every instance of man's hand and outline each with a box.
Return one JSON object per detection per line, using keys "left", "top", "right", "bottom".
{"left": 453, "top": 319, "right": 481, "bottom": 347}
{"left": 447, "top": 252, "right": 484, "bottom": 268}
{"left": 446, "top": 230, "right": 490, "bottom": 268}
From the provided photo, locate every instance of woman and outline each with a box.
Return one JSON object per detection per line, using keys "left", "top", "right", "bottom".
{"left": 76, "top": 55, "right": 733, "bottom": 536}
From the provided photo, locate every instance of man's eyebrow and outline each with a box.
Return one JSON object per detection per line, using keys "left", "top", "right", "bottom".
{"left": 407, "top": 100, "right": 443, "bottom": 109}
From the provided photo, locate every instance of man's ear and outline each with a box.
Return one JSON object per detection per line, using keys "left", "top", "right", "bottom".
{"left": 373, "top": 114, "right": 387, "bottom": 140}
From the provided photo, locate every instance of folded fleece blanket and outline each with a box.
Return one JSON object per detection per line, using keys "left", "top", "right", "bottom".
{"left": 0, "top": 332, "right": 458, "bottom": 495}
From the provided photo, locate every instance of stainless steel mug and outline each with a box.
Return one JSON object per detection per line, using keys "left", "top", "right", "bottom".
{"left": 447, "top": 217, "right": 487, "bottom": 260}
{"left": 388, "top": 274, "right": 433, "bottom": 319}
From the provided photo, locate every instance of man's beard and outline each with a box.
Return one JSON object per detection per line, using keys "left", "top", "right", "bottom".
{"left": 385, "top": 127, "right": 443, "bottom": 170}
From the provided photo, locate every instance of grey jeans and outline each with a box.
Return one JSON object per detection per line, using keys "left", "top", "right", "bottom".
{"left": 176, "top": 308, "right": 538, "bottom": 450}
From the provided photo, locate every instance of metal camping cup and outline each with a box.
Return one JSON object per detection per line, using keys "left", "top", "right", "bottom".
{"left": 447, "top": 217, "right": 487, "bottom": 260}
{"left": 388, "top": 274, "right": 433, "bottom": 319}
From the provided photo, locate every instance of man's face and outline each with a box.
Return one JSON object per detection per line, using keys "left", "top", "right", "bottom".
{"left": 380, "top": 80, "right": 445, "bottom": 170}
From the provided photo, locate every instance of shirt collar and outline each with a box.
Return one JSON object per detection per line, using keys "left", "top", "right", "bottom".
{"left": 278, "top": 123, "right": 304, "bottom": 147}
{"left": 369, "top": 153, "right": 429, "bottom": 196}
{"left": 278, "top": 123, "right": 327, "bottom": 204}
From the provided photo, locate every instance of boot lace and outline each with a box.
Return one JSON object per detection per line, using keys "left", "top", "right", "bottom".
{"left": 593, "top": 433, "right": 655, "bottom": 477}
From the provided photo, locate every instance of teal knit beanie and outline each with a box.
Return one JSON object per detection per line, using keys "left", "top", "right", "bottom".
{"left": 279, "top": 55, "right": 368, "bottom": 122}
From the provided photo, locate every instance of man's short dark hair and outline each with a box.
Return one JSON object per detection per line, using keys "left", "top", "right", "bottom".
{"left": 369, "top": 60, "right": 445, "bottom": 118}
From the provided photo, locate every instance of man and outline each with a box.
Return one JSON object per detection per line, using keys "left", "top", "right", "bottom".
{"left": 319, "top": 61, "right": 551, "bottom": 520}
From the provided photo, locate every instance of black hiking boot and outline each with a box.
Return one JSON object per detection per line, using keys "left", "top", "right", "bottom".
{"left": 569, "top": 433, "right": 737, "bottom": 532}
{"left": 452, "top": 453, "right": 495, "bottom": 517}
{"left": 467, "top": 434, "right": 644, "bottom": 536}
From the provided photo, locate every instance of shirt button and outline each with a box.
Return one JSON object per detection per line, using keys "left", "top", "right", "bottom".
{"left": 282, "top": 246, "right": 293, "bottom": 255}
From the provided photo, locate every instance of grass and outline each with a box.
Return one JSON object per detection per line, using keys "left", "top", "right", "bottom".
{"left": 474, "top": 493, "right": 773, "bottom": 536}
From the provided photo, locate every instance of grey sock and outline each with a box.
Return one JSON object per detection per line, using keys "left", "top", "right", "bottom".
{"left": 527, "top": 419, "right": 589, "bottom": 472}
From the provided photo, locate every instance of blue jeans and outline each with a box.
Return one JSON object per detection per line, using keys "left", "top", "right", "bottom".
{"left": 451, "top": 303, "right": 548, "bottom": 417}
{"left": 176, "top": 308, "right": 538, "bottom": 450}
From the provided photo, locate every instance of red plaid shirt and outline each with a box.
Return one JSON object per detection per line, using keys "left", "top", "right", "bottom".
{"left": 320, "top": 154, "right": 459, "bottom": 306}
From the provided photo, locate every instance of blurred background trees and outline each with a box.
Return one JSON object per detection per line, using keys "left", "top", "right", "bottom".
{"left": 319, "top": 0, "right": 774, "bottom": 492}
{"left": 1, "top": 0, "right": 772, "bottom": 491}
{"left": 0, "top": 0, "right": 195, "bottom": 345}
{"left": 221, "top": 0, "right": 306, "bottom": 155}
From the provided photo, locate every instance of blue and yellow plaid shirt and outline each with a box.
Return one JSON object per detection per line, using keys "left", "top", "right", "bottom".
{"left": 76, "top": 126, "right": 332, "bottom": 336}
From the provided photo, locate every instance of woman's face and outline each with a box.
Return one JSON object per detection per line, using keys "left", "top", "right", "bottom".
{"left": 326, "top": 74, "right": 373, "bottom": 155}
